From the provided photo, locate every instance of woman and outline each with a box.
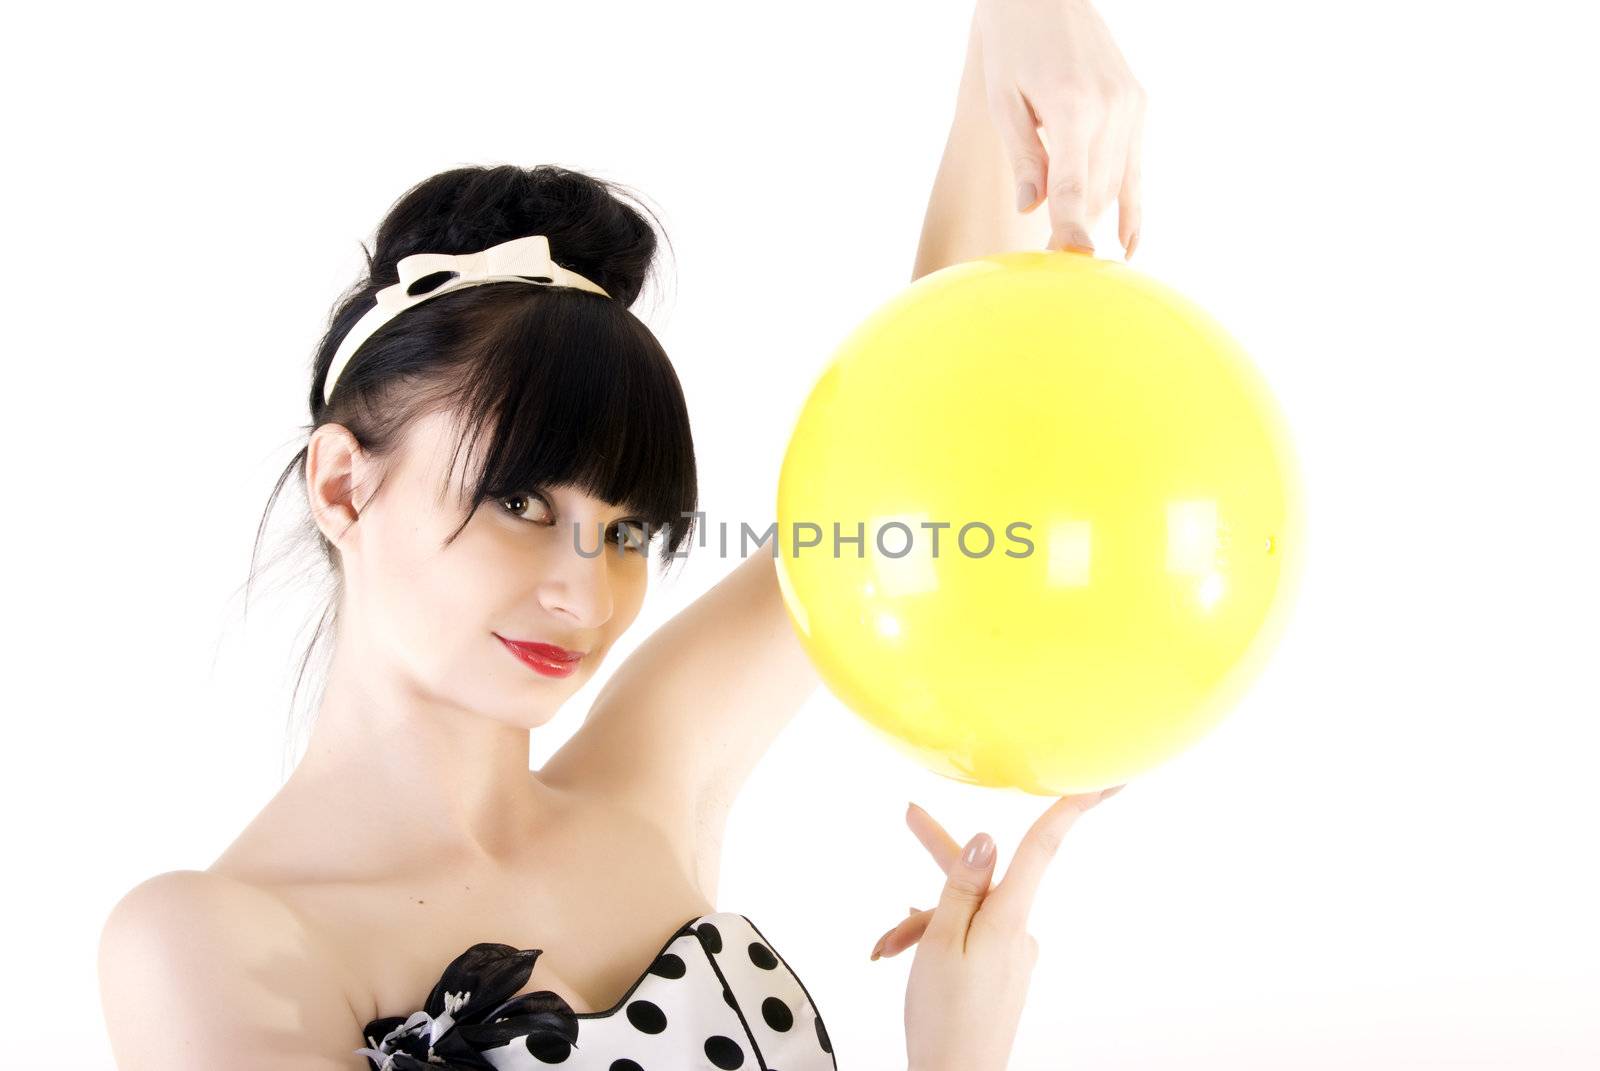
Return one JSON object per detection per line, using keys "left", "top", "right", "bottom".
{"left": 97, "top": 2, "right": 1145, "bottom": 1067}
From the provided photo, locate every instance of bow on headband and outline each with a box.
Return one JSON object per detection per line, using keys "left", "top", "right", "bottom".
{"left": 321, "top": 233, "right": 612, "bottom": 407}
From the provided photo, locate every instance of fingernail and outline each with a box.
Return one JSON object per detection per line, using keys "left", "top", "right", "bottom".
{"left": 1017, "top": 182, "right": 1037, "bottom": 212}
{"left": 871, "top": 937, "right": 886, "bottom": 960}
{"left": 961, "top": 832, "right": 995, "bottom": 869}
{"left": 1126, "top": 232, "right": 1139, "bottom": 260}
{"left": 1053, "top": 231, "right": 1094, "bottom": 255}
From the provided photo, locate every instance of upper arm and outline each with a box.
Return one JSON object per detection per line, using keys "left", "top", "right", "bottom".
{"left": 98, "top": 870, "right": 363, "bottom": 1071}
{"left": 540, "top": 540, "right": 821, "bottom": 889}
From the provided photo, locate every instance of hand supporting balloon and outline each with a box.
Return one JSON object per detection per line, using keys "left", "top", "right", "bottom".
{"left": 871, "top": 787, "right": 1125, "bottom": 961}
{"left": 972, "top": 0, "right": 1146, "bottom": 257}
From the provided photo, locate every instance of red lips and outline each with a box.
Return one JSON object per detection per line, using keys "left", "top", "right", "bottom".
{"left": 499, "top": 637, "right": 583, "bottom": 662}
{"left": 494, "top": 634, "right": 585, "bottom": 678}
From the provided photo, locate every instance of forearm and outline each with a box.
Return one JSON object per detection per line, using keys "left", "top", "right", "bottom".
{"left": 911, "top": 8, "right": 1050, "bottom": 282}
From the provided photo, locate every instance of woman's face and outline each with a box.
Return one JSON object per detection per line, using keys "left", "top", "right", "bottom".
{"left": 320, "top": 406, "right": 652, "bottom": 729}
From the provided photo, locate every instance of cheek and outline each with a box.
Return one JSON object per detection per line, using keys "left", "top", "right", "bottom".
{"left": 362, "top": 512, "right": 509, "bottom": 694}
{"left": 605, "top": 558, "right": 651, "bottom": 640}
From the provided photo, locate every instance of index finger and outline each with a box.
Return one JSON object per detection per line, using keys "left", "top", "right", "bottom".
{"left": 978, "top": 792, "right": 1101, "bottom": 930}
{"left": 906, "top": 802, "right": 963, "bottom": 874}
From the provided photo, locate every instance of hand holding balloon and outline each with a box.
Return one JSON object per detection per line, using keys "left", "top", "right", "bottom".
{"left": 973, "top": 0, "right": 1146, "bottom": 256}
{"left": 893, "top": 790, "right": 1124, "bottom": 1071}
{"left": 873, "top": 789, "right": 1124, "bottom": 961}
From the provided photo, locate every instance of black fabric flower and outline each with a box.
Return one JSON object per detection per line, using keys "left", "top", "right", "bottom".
{"left": 355, "top": 942, "right": 579, "bottom": 1070}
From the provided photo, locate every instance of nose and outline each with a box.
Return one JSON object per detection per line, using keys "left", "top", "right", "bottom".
{"left": 536, "top": 525, "right": 617, "bottom": 628}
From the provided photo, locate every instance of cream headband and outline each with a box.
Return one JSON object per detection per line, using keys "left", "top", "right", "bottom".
{"left": 321, "top": 233, "right": 612, "bottom": 407}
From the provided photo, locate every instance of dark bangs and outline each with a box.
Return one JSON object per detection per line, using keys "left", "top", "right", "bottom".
{"left": 435, "top": 283, "right": 699, "bottom": 566}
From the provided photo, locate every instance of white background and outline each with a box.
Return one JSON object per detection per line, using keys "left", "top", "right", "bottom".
{"left": 3, "top": 1, "right": 1597, "bottom": 1067}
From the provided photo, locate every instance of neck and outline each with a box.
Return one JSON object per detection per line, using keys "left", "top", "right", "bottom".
{"left": 285, "top": 625, "right": 564, "bottom": 867}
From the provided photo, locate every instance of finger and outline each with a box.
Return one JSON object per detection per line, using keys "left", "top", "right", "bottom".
{"left": 984, "top": 80, "right": 1049, "bottom": 215}
{"left": 978, "top": 793, "right": 1100, "bottom": 931}
{"left": 1038, "top": 100, "right": 1097, "bottom": 254}
{"left": 1090, "top": 103, "right": 1129, "bottom": 226}
{"left": 922, "top": 831, "right": 997, "bottom": 950}
{"left": 906, "top": 802, "right": 963, "bottom": 875}
{"left": 872, "top": 907, "right": 935, "bottom": 960}
{"left": 1118, "top": 101, "right": 1145, "bottom": 260}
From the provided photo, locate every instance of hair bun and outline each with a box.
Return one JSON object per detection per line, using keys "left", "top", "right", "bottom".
{"left": 365, "top": 164, "right": 664, "bottom": 309}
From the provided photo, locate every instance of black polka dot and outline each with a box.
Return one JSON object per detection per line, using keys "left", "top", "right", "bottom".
{"left": 747, "top": 941, "right": 779, "bottom": 970}
{"left": 762, "top": 995, "right": 794, "bottom": 1031}
{"left": 608, "top": 1062, "right": 643, "bottom": 1071}
{"left": 704, "top": 1034, "right": 745, "bottom": 1068}
{"left": 526, "top": 1032, "right": 571, "bottom": 1062}
{"left": 722, "top": 985, "right": 737, "bottom": 1009}
{"left": 625, "top": 998, "right": 667, "bottom": 1034}
{"left": 815, "top": 1016, "right": 832, "bottom": 1053}
{"left": 648, "top": 951, "right": 686, "bottom": 979}
{"left": 696, "top": 921, "right": 723, "bottom": 954}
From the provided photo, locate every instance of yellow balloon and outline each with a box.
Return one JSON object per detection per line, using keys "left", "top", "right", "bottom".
{"left": 775, "top": 250, "right": 1306, "bottom": 795}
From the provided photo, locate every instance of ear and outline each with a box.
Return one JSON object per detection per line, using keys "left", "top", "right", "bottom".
{"left": 305, "top": 422, "right": 367, "bottom": 550}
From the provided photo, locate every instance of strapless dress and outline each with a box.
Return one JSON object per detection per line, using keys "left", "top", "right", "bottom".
{"left": 355, "top": 910, "right": 837, "bottom": 1070}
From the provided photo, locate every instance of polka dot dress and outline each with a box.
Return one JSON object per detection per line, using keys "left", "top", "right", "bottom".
{"left": 356, "top": 912, "right": 837, "bottom": 1071}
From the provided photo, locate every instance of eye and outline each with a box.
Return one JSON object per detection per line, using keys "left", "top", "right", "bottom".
{"left": 498, "top": 490, "right": 552, "bottom": 523}
{"left": 609, "top": 520, "right": 652, "bottom": 554}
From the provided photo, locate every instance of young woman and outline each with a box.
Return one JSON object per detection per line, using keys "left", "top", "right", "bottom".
{"left": 97, "top": 4, "right": 1145, "bottom": 1068}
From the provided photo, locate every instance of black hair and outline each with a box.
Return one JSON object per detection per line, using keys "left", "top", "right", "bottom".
{"left": 245, "top": 164, "right": 699, "bottom": 739}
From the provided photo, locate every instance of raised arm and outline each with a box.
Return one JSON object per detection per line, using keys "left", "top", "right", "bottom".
{"left": 538, "top": 529, "right": 821, "bottom": 899}
{"left": 915, "top": 0, "right": 1147, "bottom": 281}
{"left": 539, "top": 7, "right": 1144, "bottom": 899}
{"left": 913, "top": 8, "right": 1054, "bottom": 281}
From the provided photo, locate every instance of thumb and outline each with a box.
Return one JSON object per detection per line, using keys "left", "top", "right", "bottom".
{"left": 988, "top": 88, "right": 1048, "bottom": 214}
{"left": 923, "top": 832, "right": 997, "bottom": 948}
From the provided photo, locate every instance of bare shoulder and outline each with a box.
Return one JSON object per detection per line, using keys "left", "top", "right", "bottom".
{"left": 98, "top": 869, "right": 363, "bottom": 1070}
